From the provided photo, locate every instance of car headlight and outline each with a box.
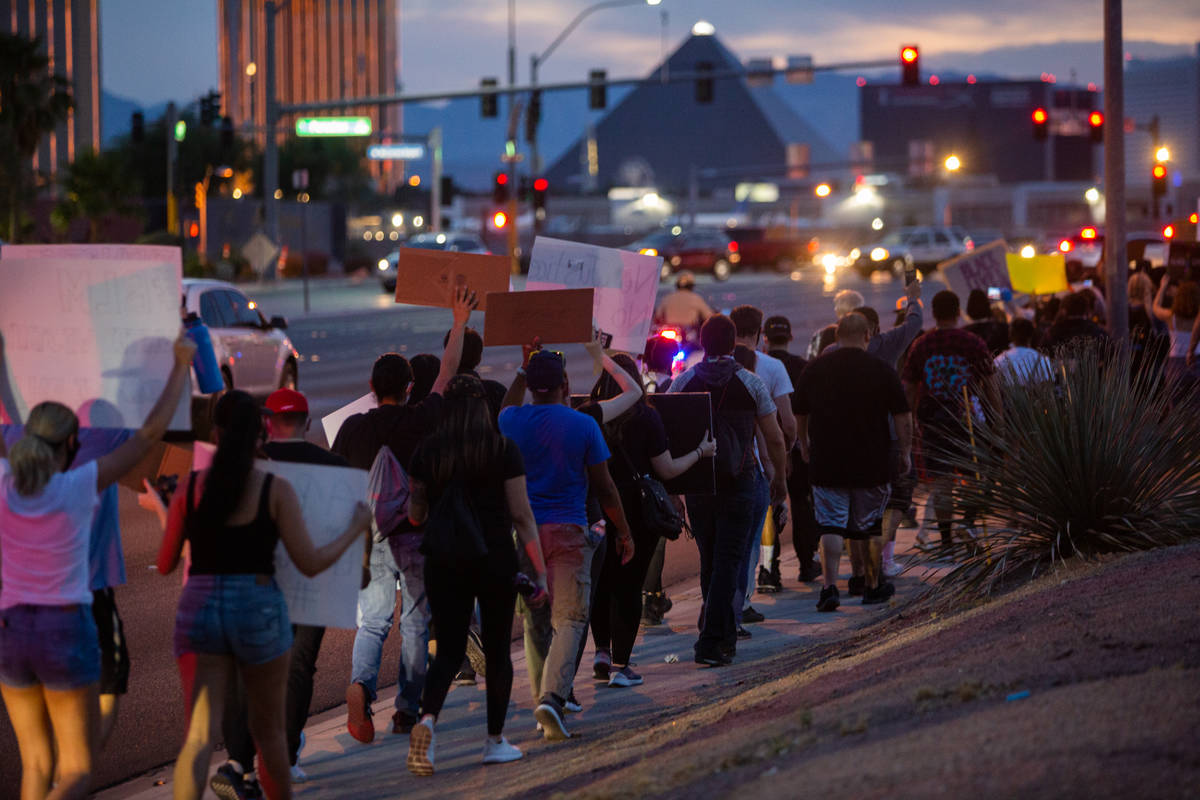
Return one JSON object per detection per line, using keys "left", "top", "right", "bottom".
{"left": 821, "top": 253, "right": 839, "bottom": 270}
{"left": 378, "top": 259, "right": 389, "bottom": 271}
{"left": 849, "top": 248, "right": 861, "bottom": 260}
{"left": 870, "top": 247, "right": 889, "bottom": 262}
{"left": 639, "top": 248, "right": 658, "bottom": 257}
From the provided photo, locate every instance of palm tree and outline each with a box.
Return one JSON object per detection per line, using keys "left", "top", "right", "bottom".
{"left": 0, "top": 33, "right": 73, "bottom": 242}
{"left": 52, "top": 149, "right": 141, "bottom": 242}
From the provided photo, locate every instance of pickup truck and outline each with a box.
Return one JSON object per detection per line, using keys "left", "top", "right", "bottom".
{"left": 726, "top": 227, "right": 815, "bottom": 271}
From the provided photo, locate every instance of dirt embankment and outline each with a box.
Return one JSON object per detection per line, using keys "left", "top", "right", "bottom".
{"left": 532, "top": 544, "right": 1200, "bottom": 799}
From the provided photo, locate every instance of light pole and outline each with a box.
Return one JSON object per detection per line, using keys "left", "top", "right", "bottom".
{"left": 263, "top": 0, "right": 291, "bottom": 275}
{"left": 528, "top": 0, "right": 661, "bottom": 176}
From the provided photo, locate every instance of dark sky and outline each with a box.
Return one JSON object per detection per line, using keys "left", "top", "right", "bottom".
{"left": 101, "top": 0, "right": 1200, "bottom": 106}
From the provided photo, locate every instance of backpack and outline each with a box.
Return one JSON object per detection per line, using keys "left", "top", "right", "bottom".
{"left": 420, "top": 481, "right": 489, "bottom": 563}
{"left": 366, "top": 445, "right": 409, "bottom": 541}
{"left": 706, "top": 369, "right": 754, "bottom": 486}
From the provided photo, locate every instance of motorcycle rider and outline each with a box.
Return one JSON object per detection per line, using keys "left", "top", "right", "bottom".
{"left": 654, "top": 272, "right": 713, "bottom": 338}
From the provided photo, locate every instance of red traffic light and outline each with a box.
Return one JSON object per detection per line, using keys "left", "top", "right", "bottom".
{"left": 1163, "top": 224, "right": 1175, "bottom": 239}
{"left": 1190, "top": 213, "right": 1199, "bottom": 224}
{"left": 496, "top": 173, "right": 508, "bottom": 185}
{"left": 533, "top": 178, "right": 548, "bottom": 192}
{"left": 1152, "top": 164, "right": 1167, "bottom": 180}
{"left": 1032, "top": 108, "right": 1048, "bottom": 124}
{"left": 188, "top": 222, "right": 200, "bottom": 238}
{"left": 899, "top": 45, "right": 920, "bottom": 86}
{"left": 901, "top": 47, "right": 918, "bottom": 63}
{"left": 1088, "top": 111, "right": 1103, "bottom": 127}
{"left": 492, "top": 210, "right": 508, "bottom": 228}
{"left": 1059, "top": 239, "right": 1074, "bottom": 253}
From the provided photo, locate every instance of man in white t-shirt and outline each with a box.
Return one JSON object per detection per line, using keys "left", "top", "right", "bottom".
{"left": 730, "top": 305, "right": 795, "bottom": 620}
{"left": 995, "top": 318, "right": 1054, "bottom": 385}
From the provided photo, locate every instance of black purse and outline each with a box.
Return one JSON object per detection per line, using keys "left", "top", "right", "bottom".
{"left": 613, "top": 434, "right": 684, "bottom": 541}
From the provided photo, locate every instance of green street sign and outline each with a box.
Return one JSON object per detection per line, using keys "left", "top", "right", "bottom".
{"left": 295, "top": 116, "right": 373, "bottom": 137}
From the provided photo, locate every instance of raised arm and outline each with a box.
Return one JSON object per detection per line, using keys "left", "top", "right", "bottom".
{"left": 649, "top": 430, "right": 715, "bottom": 481}
{"left": 431, "top": 286, "right": 478, "bottom": 396}
{"left": 585, "top": 334, "right": 643, "bottom": 423}
{"left": 273, "top": 476, "right": 373, "bottom": 577}
{"left": 96, "top": 334, "right": 196, "bottom": 491}
{"left": 1152, "top": 278, "right": 1173, "bottom": 323}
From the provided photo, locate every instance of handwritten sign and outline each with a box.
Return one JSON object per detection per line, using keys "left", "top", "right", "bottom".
{"left": 393, "top": 249, "right": 510, "bottom": 311}
{"left": 118, "top": 441, "right": 194, "bottom": 494}
{"left": 483, "top": 288, "right": 594, "bottom": 346}
{"left": 1006, "top": 253, "right": 1068, "bottom": 295}
{"left": 528, "top": 237, "right": 662, "bottom": 353}
{"left": 0, "top": 244, "right": 189, "bottom": 429}
{"left": 322, "top": 392, "right": 377, "bottom": 446}
{"left": 938, "top": 241, "right": 1012, "bottom": 301}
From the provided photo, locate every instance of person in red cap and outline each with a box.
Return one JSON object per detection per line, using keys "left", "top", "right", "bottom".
{"left": 211, "top": 386, "right": 351, "bottom": 798}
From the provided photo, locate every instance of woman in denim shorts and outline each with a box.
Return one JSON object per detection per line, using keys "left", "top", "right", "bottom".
{"left": 0, "top": 336, "right": 194, "bottom": 800}
{"left": 158, "top": 391, "right": 371, "bottom": 800}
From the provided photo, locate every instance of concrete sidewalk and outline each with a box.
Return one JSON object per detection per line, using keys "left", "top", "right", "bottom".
{"left": 98, "top": 524, "right": 946, "bottom": 799}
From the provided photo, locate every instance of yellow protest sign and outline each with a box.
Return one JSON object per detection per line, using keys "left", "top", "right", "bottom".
{"left": 1007, "top": 252, "right": 1069, "bottom": 295}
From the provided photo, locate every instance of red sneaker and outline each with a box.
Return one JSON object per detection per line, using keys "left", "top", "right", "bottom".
{"left": 346, "top": 682, "right": 375, "bottom": 743}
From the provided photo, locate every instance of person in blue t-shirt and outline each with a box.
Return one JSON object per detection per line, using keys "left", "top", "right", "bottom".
{"left": 498, "top": 348, "right": 632, "bottom": 742}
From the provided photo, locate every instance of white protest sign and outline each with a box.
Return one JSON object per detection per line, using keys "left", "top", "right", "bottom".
{"left": 0, "top": 244, "right": 189, "bottom": 429}
{"left": 321, "top": 392, "right": 377, "bottom": 446}
{"left": 527, "top": 237, "right": 662, "bottom": 353}
{"left": 262, "top": 460, "right": 368, "bottom": 629}
{"left": 937, "top": 240, "right": 1012, "bottom": 302}
{"left": 189, "top": 442, "right": 367, "bottom": 629}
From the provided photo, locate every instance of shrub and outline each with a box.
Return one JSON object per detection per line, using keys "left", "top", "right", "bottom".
{"left": 922, "top": 341, "right": 1200, "bottom": 597}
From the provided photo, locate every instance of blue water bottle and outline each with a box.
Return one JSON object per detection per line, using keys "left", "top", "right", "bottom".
{"left": 184, "top": 312, "right": 224, "bottom": 394}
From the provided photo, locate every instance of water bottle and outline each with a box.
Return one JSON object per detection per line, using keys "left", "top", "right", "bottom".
{"left": 184, "top": 313, "right": 224, "bottom": 394}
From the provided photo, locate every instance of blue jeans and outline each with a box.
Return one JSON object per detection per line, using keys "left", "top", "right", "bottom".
{"left": 686, "top": 469, "right": 763, "bottom": 656}
{"left": 174, "top": 575, "right": 293, "bottom": 666}
{"left": 350, "top": 535, "right": 429, "bottom": 716}
{"left": 0, "top": 604, "right": 100, "bottom": 690}
{"left": 735, "top": 468, "right": 771, "bottom": 620}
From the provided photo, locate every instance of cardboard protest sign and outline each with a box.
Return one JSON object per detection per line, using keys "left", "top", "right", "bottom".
{"left": 937, "top": 241, "right": 1012, "bottom": 301}
{"left": 647, "top": 393, "right": 716, "bottom": 496}
{"left": 262, "top": 460, "right": 368, "bottom": 629}
{"left": 1006, "top": 253, "right": 1069, "bottom": 295}
{"left": 483, "top": 288, "right": 594, "bottom": 346}
{"left": 0, "top": 244, "right": 189, "bottom": 429}
{"left": 393, "top": 248, "right": 510, "bottom": 311}
{"left": 528, "top": 237, "right": 662, "bottom": 353}
{"left": 118, "top": 441, "right": 194, "bottom": 493}
{"left": 321, "top": 392, "right": 377, "bottom": 447}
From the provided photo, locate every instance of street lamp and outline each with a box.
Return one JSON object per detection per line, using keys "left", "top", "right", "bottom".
{"left": 814, "top": 183, "right": 831, "bottom": 198}
{"left": 944, "top": 154, "right": 962, "bottom": 172}
{"left": 1085, "top": 187, "right": 1100, "bottom": 203}
{"left": 528, "top": 0, "right": 661, "bottom": 174}
{"left": 1155, "top": 146, "right": 1170, "bottom": 163}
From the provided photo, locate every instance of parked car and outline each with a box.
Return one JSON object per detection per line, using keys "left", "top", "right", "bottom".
{"left": 182, "top": 279, "right": 299, "bottom": 396}
{"left": 726, "top": 227, "right": 814, "bottom": 271}
{"left": 850, "top": 226, "right": 973, "bottom": 277}
{"left": 378, "top": 232, "right": 491, "bottom": 292}
{"left": 627, "top": 228, "right": 740, "bottom": 281}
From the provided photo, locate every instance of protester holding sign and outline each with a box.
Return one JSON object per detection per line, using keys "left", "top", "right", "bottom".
{"left": 0, "top": 332, "right": 194, "bottom": 800}
{"left": 159, "top": 390, "right": 373, "bottom": 800}
{"left": 404, "top": 375, "right": 548, "bottom": 775}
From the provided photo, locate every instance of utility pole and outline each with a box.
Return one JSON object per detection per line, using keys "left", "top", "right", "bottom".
{"left": 1104, "top": 0, "right": 1128, "bottom": 342}
{"left": 166, "top": 102, "right": 179, "bottom": 235}
{"left": 506, "top": 0, "right": 520, "bottom": 275}
{"left": 430, "top": 126, "right": 443, "bottom": 232}
{"left": 263, "top": 1, "right": 282, "bottom": 274}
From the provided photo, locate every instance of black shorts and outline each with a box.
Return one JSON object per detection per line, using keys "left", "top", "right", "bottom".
{"left": 92, "top": 588, "right": 130, "bottom": 696}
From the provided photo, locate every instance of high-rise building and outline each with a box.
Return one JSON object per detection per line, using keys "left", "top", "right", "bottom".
{"left": 217, "top": 0, "right": 402, "bottom": 189}
{"left": 2, "top": 0, "right": 102, "bottom": 175}
{"left": 1124, "top": 45, "right": 1200, "bottom": 183}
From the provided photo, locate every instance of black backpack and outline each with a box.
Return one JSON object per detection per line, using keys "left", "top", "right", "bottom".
{"left": 707, "top": 370, "right": 754, "bottom": 486}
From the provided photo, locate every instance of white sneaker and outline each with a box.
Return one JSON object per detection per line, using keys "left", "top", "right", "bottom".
{"left": 882, "top": 558, "right": 902, "bottom": 578}
{"left": 608, "top": 665, "right": 644, "bottom": 688}
{"left": 482, "top": 736, "right": 524, "bottom": 764}
{"left": 406, "top": 718, "right": 436, "bottom": 776}
{"left": 290, "top": 764, "right": 308, "bottom": 783}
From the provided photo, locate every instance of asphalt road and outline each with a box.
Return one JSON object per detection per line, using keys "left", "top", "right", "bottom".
{"left": 0, "top": 264, "right": 943, "bottom": 792}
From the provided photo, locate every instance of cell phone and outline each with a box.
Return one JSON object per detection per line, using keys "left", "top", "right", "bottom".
{"left": 1082, "top": 279, "right": 1093, "bottom": 288}
{"left": 904, "top": 264, "right": 917, "bottom": 285}
{"left": 987, "top": 287, "right": 1001, "bottom": 300}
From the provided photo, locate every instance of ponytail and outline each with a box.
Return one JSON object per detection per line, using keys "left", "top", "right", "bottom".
{"left": 9, "top": 402, "right": 79, "bottom": 496}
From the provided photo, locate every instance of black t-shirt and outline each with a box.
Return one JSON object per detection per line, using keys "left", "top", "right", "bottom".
{"left": 767, "top": 348, "right": 808, "bottom": 415}
{"left": 263, "top": 440, "right": 350, "bottom": 467}
{"left": 332, "top": 394, "right": 443, "bottom": 474}
{"left": 581, "top": 403, "right": 668, "bottom": 485}
{"left": 408, "top": 435, "right": 525, "bottom": 576}
{"left": 964, "top": 320, "right": 1010, "bottom": 357}
{"left": 795, "top": 347, "right": 909, "bottom": 488}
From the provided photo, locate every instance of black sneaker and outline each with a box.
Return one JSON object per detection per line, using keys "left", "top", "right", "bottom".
{"left": 454, "top": 666, "right": 477, "bottom": 686}
{"left": 564, "top": 691, "right": 582, "bottom": 713}
{"left": 847, "top": 575, "right": 866, "bottom": 597}
{"left": 736, "top": 625, "right": 752, "bottom": 639}
{"left": 816, "top": 585, "right": 840, "bottom": 612}
{"left": 756, "top": 566, "right": 781, "bottom": 594}
{"left": 862, "top": 581, "right": 896, "bottom": 605}
{"left": 392, "top": 709, "right": 418, "bottom": 735}
{"left": 742, "top": 606, "right": 765, "bottom": 624}
{"left": 210, "top": 763, "right": 250, "bottom": 800}
{"left": 799, "top": 561, "right": 820, "bottom": 583}
{"left": 694, "top": 649, "right": 733, "bottom": 667}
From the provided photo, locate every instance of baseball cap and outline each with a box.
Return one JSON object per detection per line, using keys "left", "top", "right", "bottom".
{"left": 763, "top": 315, "right": 792, "bottom": 339}
{"left": 265, "top": 387, "right": 308, "bottom": 414}
{"left": 525, "top": 350, "right": 565, "bottom": 392}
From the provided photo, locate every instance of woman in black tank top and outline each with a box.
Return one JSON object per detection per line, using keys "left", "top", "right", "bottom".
{"left": 159, "top": 392, "right": 371, "bottom": 800}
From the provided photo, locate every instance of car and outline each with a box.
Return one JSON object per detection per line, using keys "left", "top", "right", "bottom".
{"left": 627, "top": 228, "right": 740, "bottom": 281}
{"left": 378, "top": 232, "right": 491, "bottom": 292}
{"left": 850, "top": 226, "right": 973, "bottom": 277}
{"left": 726, "top": 227, "right": 814, "bottom": 272}
{"left": 182, "top": 279, "right": 299, "bottom": 396}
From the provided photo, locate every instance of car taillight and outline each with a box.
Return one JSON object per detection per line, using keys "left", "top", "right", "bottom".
{"left": 1080, "top": 227, "right": 1097, "bottom": 240}
{"left": 965, "top": 238, "right": 974, "bottom": 251}
{"left": 727, "top": 241, "right": 738, "bottom": 253}
{"left": 1059, "top": 239, "right": 1074, "bottom": 253}
{"left": 660, "top": 328, "right": 680, "bottom": 341}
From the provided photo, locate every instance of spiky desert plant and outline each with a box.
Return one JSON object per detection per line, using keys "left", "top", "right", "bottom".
{"left": 920, "top": 341, "right": 1200, "bottom": 598}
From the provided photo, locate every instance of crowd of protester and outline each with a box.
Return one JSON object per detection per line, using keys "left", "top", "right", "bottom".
{"left": 2, "top": 259, "right": 1196, "bottom": 798}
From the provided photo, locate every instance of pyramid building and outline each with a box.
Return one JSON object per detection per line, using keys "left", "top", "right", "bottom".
{"left": 545, "top": 32, "right": 839, "bottom": 196}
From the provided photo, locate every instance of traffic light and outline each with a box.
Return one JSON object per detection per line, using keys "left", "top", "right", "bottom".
{"left": 131, "top": 111, "right": 145, "bottom": 143}
{"left": 492, "top": 210, "right": 508, "bottom": 229}
{"left": 1152, "top": 163, "right": 1168, "bottom": 200}
{"left": 589, "top": 70, "right": 607, "bottom": 110}
{"left": 220, "top": 116, "right": 234, "bottom": 149}
{"left": 1088, "top": 110, "right": 1104, "bottom": 144}
{"left": 525, "top": 90, "right": 541, "bottom": 144}
{"left": 1032, "top": 107, "right": 1048, "bottom": 141}
{"left": 900, "top": 45, "right": 920, "bottom": 86}
{"left": 695, "top": 61, "right": 714, "bottom": 104}
{"left": 480, "top": 78, "right": 498, "bottom": 118}
{"left": 492, "top": 171, "right": 509, "bottom": 205}
{"left": 533, "top": 178, "right": 548, "bottom": 214}
{"left": 440, "top": 175, "right": 455, "bottom": 205}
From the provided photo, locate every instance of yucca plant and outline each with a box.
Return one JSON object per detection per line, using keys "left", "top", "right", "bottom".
{"left": 918, "top": 341, "right": 1200, "bottom": 598}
